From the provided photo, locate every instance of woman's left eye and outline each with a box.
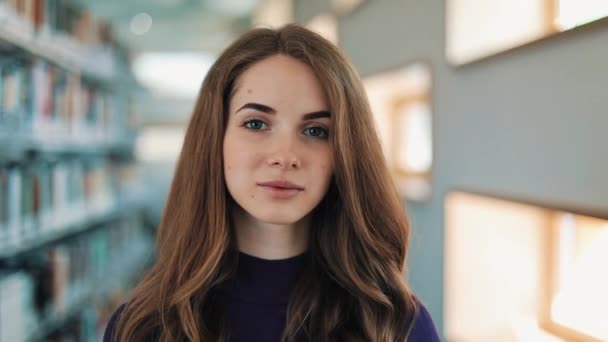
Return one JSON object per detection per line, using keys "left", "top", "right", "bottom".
{"left": 303, "top": 126, "right": 328, "bottom": 138}
{"left": 243, "top": 119, "right": 268, "bottom": 130}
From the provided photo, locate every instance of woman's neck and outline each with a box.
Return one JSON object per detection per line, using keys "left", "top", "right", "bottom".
{"left": 232, "top": 207, "right": 310, "bottom": 260}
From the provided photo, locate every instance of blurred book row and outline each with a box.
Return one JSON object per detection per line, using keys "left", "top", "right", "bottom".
{"left": 0, "top": 57, "right": 137, "bottom": 149}
{"left": 0, "top": 216, "right": 153, "bottom": 341}
{"left": 0, "top": 158, "right": 141, "bottom": 254}
{"left": 0, "top": 1, "right": 154, "bottom": 341}
{"left": 0, "top": 0, "right": 123, "bottom": 79}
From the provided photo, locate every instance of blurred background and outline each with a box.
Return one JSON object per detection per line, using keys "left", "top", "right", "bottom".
{"left": 0, "top": 0, "right": 606, "bottom": 341}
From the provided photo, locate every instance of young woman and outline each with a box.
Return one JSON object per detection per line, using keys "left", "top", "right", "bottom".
{"left": 104, "top": 24, "right": 440, "bottom": 342}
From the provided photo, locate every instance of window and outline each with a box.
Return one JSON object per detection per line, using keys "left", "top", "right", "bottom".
{"left": 447, "top": 0, "right": 608, "bottom": 65}
{"left": 542, "top": 213, "right": 608, "bottom": 341}
{"left": 364, "top": 63, "right": 433, "bottom": 201}
{"left": 445, "top": 191, "right": 608, "bottom": 341}
{"left": 554, "top": 0, "right": 608, "bottom": 30}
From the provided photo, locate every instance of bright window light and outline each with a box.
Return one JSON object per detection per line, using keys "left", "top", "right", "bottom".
{"left": 556, "top": 0, "right": 608, "bottom": 30}
{"left": 398, "top": 102, "right": 432, "bottom": 173}
{"left": 551, "top": 218, "right": 608, "bottom": 340}
{"left": 136, "top": 126, "right": 186, "bottom": 162}
{"left": 133, "top": 52, "right": 216, "bottom": 99}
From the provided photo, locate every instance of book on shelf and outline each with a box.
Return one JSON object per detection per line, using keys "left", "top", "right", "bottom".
{"left": 0, "top": 55, "right": 128, "bottom": 145}
{"left": 0, "top": 168, "right": 7, "bottom": 242}
{"left": 0, "top": 157, "right": 141, "bottom": 250}
{"left": 0, "top": 1, "right": 149, "bottom": 341}
{"left": 0, "top": 0, "right": 142, "bottom": 154}
{"left": 0, "top": 2, "right": 144, "bottom": 144}
{"left": 0, "top": 270, "right": 36, "bottom": 342}
{"left": 0, "top": 215, "right": 153, "bottom": 342}
{"left": 1, "top": 0, "right": 116, "bottom": 59}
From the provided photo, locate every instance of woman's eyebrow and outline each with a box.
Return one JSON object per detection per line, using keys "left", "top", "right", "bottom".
{"left": 236, "top": 102, "right": 275, "bottom": 114}
{"left": 236, "top": 102, "right": 331, "bottom": 120}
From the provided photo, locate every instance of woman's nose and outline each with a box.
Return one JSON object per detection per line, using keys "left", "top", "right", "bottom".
{"left": 267, "top": 152, "right": 301, "bottom": 169}
{"left": 266, "top": 135, "right": 301, "bottom": 169}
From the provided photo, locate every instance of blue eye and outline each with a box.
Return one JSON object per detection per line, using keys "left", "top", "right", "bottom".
{"left": 304, "top": 126, "right": 328, "bottom": 138}
{"left": 242, "top": 120, "right": 328, "bottom": 138}
{"left": 244, "top": 120, "right": 268, "bottom": 130}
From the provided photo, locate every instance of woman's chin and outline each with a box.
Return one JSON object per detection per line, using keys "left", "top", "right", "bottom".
{"left": 253, "top": 214, "right": 304, "bottom": 226}
{"left": 249, "top": 208, "right": 313, "bottom": 227}
{"left": 231, "top": 201, "right": 313, "bottom": 227}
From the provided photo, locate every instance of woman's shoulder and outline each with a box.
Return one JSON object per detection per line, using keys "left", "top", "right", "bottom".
{"left": 408, "top": 296, "right": 441, "bottom": 342}
{"left": 103, "top": 303, "right": 127, "bottom": 342}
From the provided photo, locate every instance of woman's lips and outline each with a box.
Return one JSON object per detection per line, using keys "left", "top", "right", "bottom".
{"left": 257, "top": 180, "right": 304, "bottom": 190}
{"left": 259, "top": 185, "right": 301, "bottom": 199}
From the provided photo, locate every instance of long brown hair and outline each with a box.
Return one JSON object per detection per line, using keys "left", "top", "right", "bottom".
{"left": 114, "top": 24, "right": 419, "bottom": 342}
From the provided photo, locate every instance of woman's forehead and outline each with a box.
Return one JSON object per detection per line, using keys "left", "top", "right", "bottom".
{"left": 230, "top": 55, "right": 329, "bottom": 114}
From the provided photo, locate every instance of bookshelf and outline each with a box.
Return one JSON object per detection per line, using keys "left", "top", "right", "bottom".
{"left": 1, "top": 215, "right": 154, "bottom": 342}
{"left": 0, "top": 190, "right": 147, "bottom": 260}
{"left": 0, "top": 1, "right": 152, "bottom": 341}
{"left": 0, "top": 1, "right": 116, "bottom": 82}
{"left": 0, "top": 135, "right": 134, "bottom": 161}
{"left": 27, "top": 218, "right": 154, "bottom": 342}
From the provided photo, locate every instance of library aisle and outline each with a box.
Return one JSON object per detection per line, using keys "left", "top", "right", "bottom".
{"left": 0, "top": 1, "right": 157, "bottom": 341}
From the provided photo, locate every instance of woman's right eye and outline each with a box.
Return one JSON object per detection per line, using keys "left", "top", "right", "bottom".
{"left": 243, "top": 119, "right": 268, "bottom": 130}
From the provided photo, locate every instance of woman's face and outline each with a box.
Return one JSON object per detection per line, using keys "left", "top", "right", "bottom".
{"left": 223, "top": 54, "right": 334, "bottom": 225}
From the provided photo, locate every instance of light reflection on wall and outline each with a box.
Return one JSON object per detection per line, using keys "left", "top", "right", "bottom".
{"left": 556, "top": 0, "right": 608, "bottom": 30}
{"left": 444, "top": 192, "right": 548, "bottom": 342}
{"left": 364, "top": 63, "right": 433, "bottom": 201}
{"left": 445, "top": 191, "right": 608, "bottom": 341}
{"left": 132, "top": 52, "right": 214, "bottom": 99}
{"left": 396, "top": 102, "right": 432, "bottom": 174}
{"left": 550, "top": 216, "right": 608, "bottom": 341}
{"left": 447, "top": 0, "right": 608, "bottom": 65}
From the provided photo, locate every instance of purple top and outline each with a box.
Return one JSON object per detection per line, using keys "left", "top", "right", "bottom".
{"left": 104, "top": 251, "right": 441, "bottom": 341}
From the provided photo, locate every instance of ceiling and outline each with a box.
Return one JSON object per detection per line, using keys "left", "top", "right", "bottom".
{"left": 72, "top": 0, "right": 259, "bottom": 53}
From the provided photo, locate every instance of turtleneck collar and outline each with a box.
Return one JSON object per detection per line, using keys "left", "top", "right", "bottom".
{"left": 220, "top": 250, "right": 309, "bottom": 305}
